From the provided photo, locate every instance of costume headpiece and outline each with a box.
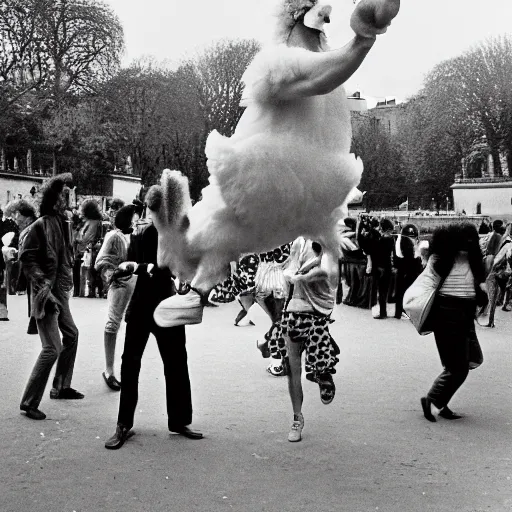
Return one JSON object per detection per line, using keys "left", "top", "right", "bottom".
{"left": 274, "top": 0, "right": 318, "bottom": 42}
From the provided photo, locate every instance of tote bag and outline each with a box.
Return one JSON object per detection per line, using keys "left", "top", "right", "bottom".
{"left": 403, "top": 256, "right": 443, "bottom": 336}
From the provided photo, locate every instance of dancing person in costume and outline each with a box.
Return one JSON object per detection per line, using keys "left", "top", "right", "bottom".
{"left": 19, "top": 174, "right": 84, "bottom": 421}
{"left": 232, "top": 253, "right": 260, "bottom": 325}
{"left": 421, "top": 223, "right": 486, "bottom": 423}
{"left": 255, "top": 243, "right": 293, "bottom": 376}
{"left": 105, "top": 186, "right": 202, "bottom": 450}
{"left": 267, "top": 237, "right": 339, "bottom": 442}
{"left": 95, "top": 205, "right": 138, "bottom": 391}
{"left": 151, "top": 0, "right": 401, "bottom": 328}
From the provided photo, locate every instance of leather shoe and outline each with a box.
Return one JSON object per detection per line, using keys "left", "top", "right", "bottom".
{"left": 102, "top": 372, "right": 121, "bottom": 391}
{"left": 105, "top": 424, "right": 134, "bottom": 449}
{"left": 20, "top": 404, "right": 46, "bottom": 420}
{"left": 439, "top": 406, "right": 463, "bottom": 420}
{"left": 50, "top": 387, "right": 84, "bottom": 400}
{"left": 420, "top": 397, "right": 436, "bottom": 422}
{"left": 169, "top": 426, "right": 203, "bottom": 439}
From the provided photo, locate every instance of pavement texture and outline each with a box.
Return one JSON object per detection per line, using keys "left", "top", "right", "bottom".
{"left": 1, "top": 293, "right": 512, "bottom": 512}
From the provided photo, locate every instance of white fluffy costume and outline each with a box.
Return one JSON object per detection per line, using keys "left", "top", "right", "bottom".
{"left": 153, "top": 0, "right": 400, "bottom": 327}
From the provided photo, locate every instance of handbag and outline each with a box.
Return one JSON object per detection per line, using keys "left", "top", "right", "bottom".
{"left": 403, "top": 256, "right": 445, "bottom": 335}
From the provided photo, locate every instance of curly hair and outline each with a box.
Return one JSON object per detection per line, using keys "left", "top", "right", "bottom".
{"left": 39, "top": 173, "right": 73, "bottom": 216}
{"left": 109, "top": 198, "right": 125, "bottom": 212}
{"left": 4, "top": 199, "right": 36, "bottom": 219}
{"left": 429, "top": 222, "right": 485, "bottom": 284}
{"left": 80, "top": 199, "right": 102, "bottom": 221}
{"left": 114, "top": 205, "right": 136, "bottom": 233}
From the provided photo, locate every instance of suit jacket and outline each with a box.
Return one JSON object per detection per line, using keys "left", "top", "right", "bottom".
{"left": 125, "top": 220, "right": 176, "bottom": 323}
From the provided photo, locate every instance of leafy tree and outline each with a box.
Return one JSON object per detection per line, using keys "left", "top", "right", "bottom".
{"left": 187, "top": 39, "right": 261, "bottom": 136}
{"left": 420, "top": 35, "right": 512, "bottom": 178}
{"left": 352, "top": 114, "right": 405, "bottom": 210}
{"left": 92, "top": 58, "right": 204, "bottom": 187}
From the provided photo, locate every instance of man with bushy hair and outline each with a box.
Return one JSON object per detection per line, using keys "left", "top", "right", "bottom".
{"left": 19, "top": 173, "right": 84, "bottom": 421}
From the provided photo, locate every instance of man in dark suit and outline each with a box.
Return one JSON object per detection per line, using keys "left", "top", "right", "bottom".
{"left": 105, "top": 185, "right": 202, "bottom": 449}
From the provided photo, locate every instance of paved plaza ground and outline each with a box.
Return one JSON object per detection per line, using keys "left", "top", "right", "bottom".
{"left": 1, "top": 293, "right": 511, "bottom": 512}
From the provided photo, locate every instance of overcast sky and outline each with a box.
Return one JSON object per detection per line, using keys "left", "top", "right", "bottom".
{"left": 104, "top": 0, "right": 512, "bottom": 104}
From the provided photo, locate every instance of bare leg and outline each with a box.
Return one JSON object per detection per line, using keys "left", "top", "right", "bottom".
{"left": 286, "top": 335, "right": 303, "bottom": 416}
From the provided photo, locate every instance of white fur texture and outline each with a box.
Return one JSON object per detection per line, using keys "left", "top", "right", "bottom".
{"left": 156, "top": 37, "right": 363, "bottom": 291}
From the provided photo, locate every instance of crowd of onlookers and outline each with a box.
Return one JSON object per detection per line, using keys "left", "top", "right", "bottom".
{"left": 0, "top": 196, "right": 144, "bottom": 307}
{"left": 335, "top": 214, "right": 512, "bottom": 326}
{"left": 336, "top": 215, "right": 427, "bottom": 319}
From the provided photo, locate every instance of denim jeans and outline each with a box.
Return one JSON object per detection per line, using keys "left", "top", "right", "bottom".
{"left": 20, "top": 293, "right": 79, "bottom": 409}
{"left": 105, "top": 276, "right": 136, "bottom": 334}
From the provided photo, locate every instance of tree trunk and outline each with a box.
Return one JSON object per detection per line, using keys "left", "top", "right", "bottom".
{"left": 489, "top": 145, "right": 503, "bottom": 177}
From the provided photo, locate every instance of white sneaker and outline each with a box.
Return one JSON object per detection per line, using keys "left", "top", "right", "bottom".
{"left": 287, "top": 413, "right": 304, "bottom": 442}
{"left": 153, "top": 289, "right": 204, "bottom": 327}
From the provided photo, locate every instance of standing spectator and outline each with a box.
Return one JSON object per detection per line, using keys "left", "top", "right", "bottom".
{"left": 421, "top": 223, "right": 486, "bottom": 422}
{"left": 479, "top": 223, "right": 512, "bottom": 328}
{"left": 367, "top": 218, "right": 395, "bottom": 319}
{"left": 482, "top": 219, "right": 504, "bottom": 276}
{"left": 19, "top": 173, "right": 84, "bottom": 421}
{"left": 71, "top": 208, "right": 84, "bottom": 297}
{"left": 336, "top": 217, "right": 358, "bottom": 304}
{"left": 478, "top": 220, "right": 490, "bottom": 235}
{"left": 105, "top": 186, "right": 202, "bottom": 449}
{"left": 1, "top": 209, "right": 20, "bottom": 295}
{"left": 3, "top": 200, "right": 38, "bottom": 332}
{"left": 107, "top": 198, "right": 125, "bottom": 226}
{"left": 75, "top": 200, "right": 103, "bottom": 297}
{"left": 95, "top": 205, "right": 137, "bottom": 391}
{"left": 393, "top": 223, "right": 422, "bottom": 319}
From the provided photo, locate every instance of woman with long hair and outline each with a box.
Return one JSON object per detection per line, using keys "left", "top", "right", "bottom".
{"left": 75, "top": 199, "right": 103, "bottom": 297}
{"left": 421, "top": 222, "right": 487, "bottom": 422}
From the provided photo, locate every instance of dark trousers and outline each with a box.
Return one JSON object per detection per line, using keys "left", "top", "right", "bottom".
{"left": 371, "top": 267, "right": 392, "bottom": 315}
{"left": 20, "top": 294, "right": 79, "bottom": 408}
{"left": 394, "top": 266, "right": 419, "bottom": 318}
{"left": 427, "top": 295, "right": 477, "bottom": 409}
{"left": 72, "top": 259, "right": 82, "bottom": 296}
{"left": 117, "top": 317, "right": 192, "bottom": 431}
{"left": 343, "top": 259, "right": 372, "bottom": 308}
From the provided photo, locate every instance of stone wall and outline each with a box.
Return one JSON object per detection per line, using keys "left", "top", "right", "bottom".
{"left": 0, "top": 173, "right": 44, "bottom": 209}
{"left": 452, "top": 182, "right": 512, "bottom": 219}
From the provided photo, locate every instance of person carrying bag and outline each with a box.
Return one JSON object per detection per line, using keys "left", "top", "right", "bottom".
{"left": 404, "top": 223, "right": 487, "bottom": 423}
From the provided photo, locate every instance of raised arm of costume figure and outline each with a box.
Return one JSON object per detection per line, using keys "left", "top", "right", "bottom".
{"left": 277, "top": 0, "right": 400, "bottom": 100}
